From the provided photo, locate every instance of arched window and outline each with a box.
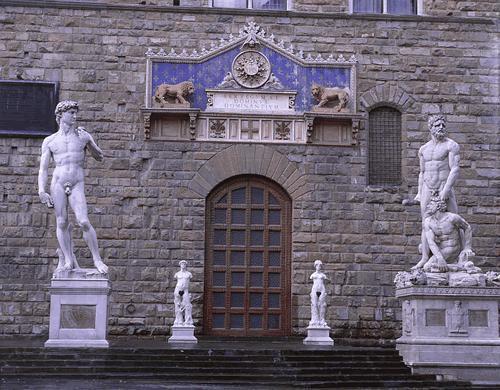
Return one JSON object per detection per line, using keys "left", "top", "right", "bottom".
{"left": 368, "top": 106, "right": 402, "bottom": 186}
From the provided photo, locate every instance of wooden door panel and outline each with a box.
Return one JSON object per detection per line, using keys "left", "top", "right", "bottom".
{"left": 204, "top": 176, "right": 291, "bottom": 336}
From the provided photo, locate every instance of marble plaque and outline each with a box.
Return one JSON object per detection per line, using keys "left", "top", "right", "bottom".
{"left": 206, "top": 90, "right": 295, "bottom": 113}
{"left": 469, "top": 310, "right": 488, "bottom": 327}
{"left": 425, "top": 309, "right": 446, "bottom": 326}
{"left": 60, "top": 304, "right": 96, "bottom": 329}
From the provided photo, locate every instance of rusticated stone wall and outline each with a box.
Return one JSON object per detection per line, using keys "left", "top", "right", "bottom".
{"left": 0, "top": 1, "right": 497, "bottom": 344}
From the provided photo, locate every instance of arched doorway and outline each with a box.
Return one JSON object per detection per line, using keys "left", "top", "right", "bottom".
{"left": 204, "top": 175, "right": 292, "bottom": 336}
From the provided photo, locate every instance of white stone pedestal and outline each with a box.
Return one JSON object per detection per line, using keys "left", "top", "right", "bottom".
{"left": 396, "top": 286, "right": 500, "bottom": 385}
{"left": 168, "top": 325, "right": 197, "bottom": 344}
{"left": 45, "top": 269, "right": 110, "bottom": 348}
{"left": 303, "top": 326, "right": 334, "bottom": 346}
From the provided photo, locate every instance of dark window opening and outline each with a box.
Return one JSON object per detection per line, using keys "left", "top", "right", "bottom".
{"left": 368, "top": 106, "right": 402, "bottom": 186}
{"left": 0, "top": 80, "right": 59, "bottom": 137}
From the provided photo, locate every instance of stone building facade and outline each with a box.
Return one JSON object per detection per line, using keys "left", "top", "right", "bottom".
{"left": 0, "top": 0, "right": 498, "bottom": 344}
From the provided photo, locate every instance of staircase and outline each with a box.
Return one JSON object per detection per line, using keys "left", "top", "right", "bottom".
{"left": 0, "top": 340, "right": 474, "bottom": 389}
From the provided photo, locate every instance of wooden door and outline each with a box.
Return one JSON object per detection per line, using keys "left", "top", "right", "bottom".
{"left": 204, "top": 175, "right": 292, "bottom": 336}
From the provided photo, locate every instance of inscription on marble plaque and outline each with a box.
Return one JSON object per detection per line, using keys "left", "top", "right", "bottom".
{"left": 425, "top": 309, "right": 446, "bottom": 326}
{"left": 468, "top": 310, "right": 488, "bottom": 327}
{"left": 60, "top": 304, "right": 96, "bottom": 329}
{"left": 206, "top": 90, "right": 295, "bottom": 113}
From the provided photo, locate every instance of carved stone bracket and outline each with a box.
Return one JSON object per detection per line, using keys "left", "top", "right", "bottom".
{"left": 352, "top": 119, "right": 360, "bottom": 145}
{"left": 304, "top": 115, "right": 315, "bottom": 143}
{"left": 189, "top": 112, "right": 198, "bottom": 140}
{"left": 143, "top": 112, "right": 152, "bottom": 140}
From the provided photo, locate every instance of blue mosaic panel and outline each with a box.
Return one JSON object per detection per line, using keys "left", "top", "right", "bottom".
{"left": 151, "top": 46, "right": 350, "bottom": 112}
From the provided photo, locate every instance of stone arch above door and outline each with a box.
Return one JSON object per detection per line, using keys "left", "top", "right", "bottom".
{"left": 188, "top": 144, "right": 310, "bottom": 199}
{"left": 359, "top": 83, "right": 416, "bottom": 112}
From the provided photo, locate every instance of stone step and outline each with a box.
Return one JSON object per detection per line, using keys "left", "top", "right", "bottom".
{"left": 0, "top": 359, "right": 406, "bottom": 368}
{"left": 0, "top": 348, "right": 400, "bottom": 356}
{"left": 0, "top": 346, "right": 474, "bottom": 389}
{"left": 0, "top": 351, "right": 403, "bottom": 360}
{"left": 3, "top": 373, "right": 472, "bottom": 388}
{"left": 1, "top": 365, "right": 413, "bottom": 376}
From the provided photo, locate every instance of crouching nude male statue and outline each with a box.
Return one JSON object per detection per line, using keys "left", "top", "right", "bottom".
{"left": 421, "top": 197, "right": 476, "bottom": 273}
{"left": 309, "top": 260, "right": 329, "bottom": 327}
{"left": 173, "top": 260, "right": 193, "bottom": 326}
{"left": 413, "top": 115, "right": 461, "bottom": 270}
{"left": 38, "top": 100, "right": 108, "bottom": 274}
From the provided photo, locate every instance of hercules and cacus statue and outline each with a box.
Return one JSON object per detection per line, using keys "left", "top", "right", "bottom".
{"left": 396, "top": 114, "right": 499, "bottom": 288}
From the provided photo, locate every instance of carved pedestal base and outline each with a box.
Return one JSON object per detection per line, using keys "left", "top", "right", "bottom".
{"left": 396, "top": 286, "right": 500, "bottom": 385}
{"left": 303, "top": 326, "right": 334, "bottom": 346}
{"left": 168, "top": 325, "right": 197, "bottom": 344}
{"left": 45, "top": 269, "right": 110, "bottom": 348}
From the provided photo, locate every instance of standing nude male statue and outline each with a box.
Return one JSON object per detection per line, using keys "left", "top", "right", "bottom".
{"left": 173, "top": 260, "right": 193, "bottom": 326}
{"left": 412, "top": 115, "right": 461, "bottom": 270}
{"left": 38, "top": 100, "right": 108, "bottom": 274}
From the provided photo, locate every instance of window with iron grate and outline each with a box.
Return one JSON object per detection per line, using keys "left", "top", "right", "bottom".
{"left": 368, "top": 106, "right": 402, "bottom": 186}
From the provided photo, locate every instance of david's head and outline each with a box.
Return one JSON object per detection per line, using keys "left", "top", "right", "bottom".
{"left": 55, "top": 100, "right": 79, "bottom": 126}
{"left": 428, "top": 114, "right": 447, "bottom": 140}
{"left": 314, "top": 259, "right": 323, "bottom": 271}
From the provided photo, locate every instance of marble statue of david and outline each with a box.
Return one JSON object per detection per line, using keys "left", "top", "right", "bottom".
{"left": 38, "top": 100, "right": 108, "bottom": 274}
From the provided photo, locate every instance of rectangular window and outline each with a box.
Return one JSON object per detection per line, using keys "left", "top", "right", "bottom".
{"left": 0, "top": 80, "right": 59, "bottom": 137}
{"left": 387, "top": 0, "right": 416, "bottom": 15}
{"left": 353, "top": 0, "right": 382, "bottom": 13}
{"left": 212, "top": 0, "right": 286, "bottom": 10}
{"left": 352, "top": 0, "right": 417, "bottom": 15}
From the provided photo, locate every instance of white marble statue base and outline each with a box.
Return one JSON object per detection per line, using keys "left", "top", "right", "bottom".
{"left": 45, "top": 269, "right": 110, "bottom": 348}
{"left": 396, "top": 286, "right": 500, "bottom": 385}
{"left": 303, "top": 326, "right": 334, "bottom": 346}
{"left": 168, "top": 325, "right": 197, "bottom": 344}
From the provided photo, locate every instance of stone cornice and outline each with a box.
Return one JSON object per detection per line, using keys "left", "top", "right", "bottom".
{"left": 0, "top": 1, "right": 495, "bottom": 25}
{"left": 396, "top": 286, "right": 500, "bottom": 298}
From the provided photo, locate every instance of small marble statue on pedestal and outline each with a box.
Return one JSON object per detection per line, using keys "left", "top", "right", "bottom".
{"left": 304, "top": 260, "right": 334, "bottom": 346}
{"left": 40, "top": 101, "right": 110, "bottom": 348}
{"left": 168, "top": 260, "right": 197, "bottom": 344}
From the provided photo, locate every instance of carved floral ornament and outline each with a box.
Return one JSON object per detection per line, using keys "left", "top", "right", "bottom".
{"left": 145, "top": 22, "right": 358, "bottom": 66}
